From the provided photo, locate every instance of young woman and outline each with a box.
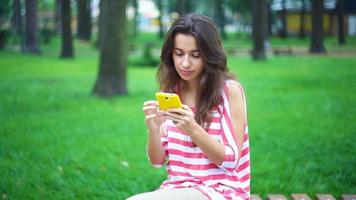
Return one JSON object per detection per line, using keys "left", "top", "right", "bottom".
{"left": 129, "top": 14, "right": 250, "bottom": 200}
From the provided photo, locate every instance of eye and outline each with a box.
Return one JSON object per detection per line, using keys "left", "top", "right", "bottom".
{"left": 191, "top": 52, "right": 200, "bottom": 58}
{"left": 174, "top": 50, "right": 184, "bottom": 56}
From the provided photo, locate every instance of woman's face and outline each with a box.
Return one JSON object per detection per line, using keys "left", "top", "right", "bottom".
{"left": 172, "top": 33, "right": 204, "bottom": 84}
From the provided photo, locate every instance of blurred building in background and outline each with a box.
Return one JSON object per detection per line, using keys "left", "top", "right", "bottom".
{"left": 272, "top": 0, "right": 356, "bottom": 36}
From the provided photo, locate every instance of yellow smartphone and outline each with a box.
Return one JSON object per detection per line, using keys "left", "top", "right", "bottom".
{"left": 156, "top": 92, "right": 183, "bottom": 110}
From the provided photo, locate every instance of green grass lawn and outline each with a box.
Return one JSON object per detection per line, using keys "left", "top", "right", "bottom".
{"left": 1, "top": 38, "right": 356, "bottom": 199}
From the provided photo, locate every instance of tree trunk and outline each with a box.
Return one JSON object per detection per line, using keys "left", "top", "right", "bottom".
{"left": 299, "top": 0, "right": 306, "bottom": 39}
{"left": 214, "top": 0, "right": 227, "bottom": 39}
{"left": 280, "top": 0, "right": 287, "bottom": 38}
{"left": 336, "top": 0, "right": 346, "bottom": 45}
{"left": 95, "top": 0, "right": 103, "bottom": 48}
{"left": 12, "top": 0, "right": 24, "bottom": 51}
{"left": 12, "top": 0, "right": 22, "bottom": 36}
{"left": 133, "top": 0, "right": 138, "bottom": 38}
{"left": 24, "top": 0, "right": 40, "bottom": 54}
{"left": 92, "top": 0, "right": 128, "bottom": 96}
{"left": 77, "top": 0, "right": 92, "bottom": 41}
{"left": 157, "top": 0, "right": 164, "bottom": 38}
{"left": 60, "top": 0, "right": 74, "bottom": 58}
{"left": 252, "top": 0, "right": 267, "bottom": 60}
{"left": 267, "top": 1, "right": 273, "bottom": 37}
{"left": 309, "top": 0, "right": 326, "bottom": 53}
{"left": 55, "top": 0, "right": 61, "bottom": 34}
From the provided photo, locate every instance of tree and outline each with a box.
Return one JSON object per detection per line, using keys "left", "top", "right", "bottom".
{"left": 60, "top": 0, "right": 74, "bottom": 58}
{"left": 95, "top": 0, "right": 102, "bottom": 48}
{"left": 176, "top": 0, "right": 193, "bottom": 16}
{"left": 156, "top": 0, "right": 164, "bottom": 38}
{"left": 226, "top": 0, "right": 251, "bottom": 36}
{"left": 299, "top": 0, "right": 306, "bottom": 39}
{"left": 76, "top": 0, "right": 92, "bottom": 41}
{"left": 132, "top": 0, "right": 139, "bottom": 38}
{"left": 12, "top": 0, "right": 22, "bottom": 35}
{"left": 0, "top": 0, "right": 11, "bottom": 49}
{"left": 213, "top": 0, "right": 226, "bottom": 39}
{"left": 336, "top": 0, "right": 346, "bottom": 45}
{"left": 309, "top": 0, "right": 326, "bottom": 53}
{"left": 252, "top": 0, "right": 267, "bottom": 60}
{"left": 24, "top": 0, "right": 40, "bottom": 54}
{"left": 279, "top": 0, "right": 287, "bottom": 38}
{"left": 267, "top": 0, "right": 273, "bottom": 37}
{"left": 11, "top": 0, "right": 24, "bottom": 51}
{"left": 55, "top": 0, "right": 61, "bottom": 34}
{"left": 92, "top": 0, "right": 128, "bottom": 96}
{"left": 226, "top": 0, "right": 251, "bottom": 17}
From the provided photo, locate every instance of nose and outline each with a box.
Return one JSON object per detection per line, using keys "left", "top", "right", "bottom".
{"left": 182, "top": 54, "right": 191, "bottom": 68}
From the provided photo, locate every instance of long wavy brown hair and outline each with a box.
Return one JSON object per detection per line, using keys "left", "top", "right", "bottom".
{"left": 157, "top": 13, "right": 234, "bottom": 127}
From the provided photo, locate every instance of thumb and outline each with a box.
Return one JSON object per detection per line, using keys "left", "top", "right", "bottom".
{"left": 182, "top": 104, "right": 192, "bottom": 112}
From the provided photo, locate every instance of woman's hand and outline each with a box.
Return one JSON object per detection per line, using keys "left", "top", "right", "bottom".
{"left": 158, "top": 105, "right": 199, "bottom": 134}
{"left": 160, "top": 105, "right": 227, "bottom": 165}
{"left": 143, "top": 100, "right": 163, "bottom": 134}
{"left": 143, "top": 100, "right": 167, "bottom": 165}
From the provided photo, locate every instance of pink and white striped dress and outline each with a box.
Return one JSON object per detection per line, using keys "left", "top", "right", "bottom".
{"left": 156, "top": 80, "right": 250, "bottom": 200}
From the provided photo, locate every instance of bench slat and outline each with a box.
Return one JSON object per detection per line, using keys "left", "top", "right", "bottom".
{"left": 342, "top": 195, "right": 356, "bottom": 200}
{"left": 291, "top": 194, "right": 311, "bottom": 200}
{"left": 316, "top": 194, "right": 336, "bottom": 200}
{"left": 251, "top": 194, "right": 262, "bottom": 200}
{"left": 267, "top": 194, "right": 288, "bottom": 200}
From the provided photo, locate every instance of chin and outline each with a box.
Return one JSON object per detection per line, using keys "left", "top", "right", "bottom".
{"left": 179, "top": 75, "right": 193, "bottom": 81}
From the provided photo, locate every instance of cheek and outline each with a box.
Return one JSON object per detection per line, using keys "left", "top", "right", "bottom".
{"left": 194, "top": 60, "right": 204, "bottom": 71}
{"left": 172, "top": 58, "right": 180, "bottom": 71}
{"left": 172, "top": 55, "right": 180, "bottom": 66}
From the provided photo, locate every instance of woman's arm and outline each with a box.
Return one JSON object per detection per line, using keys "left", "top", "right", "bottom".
{"left": 146, "top": 125, "right": 167, "bottom": 165}
{"left": 225, "top": 81, "right": 246, "bottom": 166}
{"left": 159, "top": 81, "right": 246, "bottom": 168}
{"left": 143, "top": 101, "right": 167, "bottom": 165}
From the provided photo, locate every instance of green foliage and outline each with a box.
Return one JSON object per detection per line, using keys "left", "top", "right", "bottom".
{"left": 128, "top": 33, "right": 161, "bottom": 67}
{"left": 41, "top": 28, "right": 55, "bottom": 44}
{"left": 0, "top": 0, "right": 11, "bottom": 51}
{"left": 1, "top": 39, "right": 356, "bottom": 199}
{"left": 0, "top": 0, "right": 11, "bottom": 21}
{"left": 0, "top": 30, "right": 10, "bottom": 49}
{"left": 130, "top": 42, "right": 160, "bottom": 67}
{"left": 226, "top": 0, "right": 251, "bottom": 17}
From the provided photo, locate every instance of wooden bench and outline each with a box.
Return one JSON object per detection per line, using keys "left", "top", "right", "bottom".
{"left": 251, "top": 194, "right": 355, "bottom": 200}
{"left": 272, "top": 47, "right": 293, "bottom": 56}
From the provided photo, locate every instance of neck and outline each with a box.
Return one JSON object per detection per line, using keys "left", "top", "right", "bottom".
{"left": 180, "top": 79, "right": 199, "bottom": 107}
{"left": 183, "top": 79, "right": 198, "bottom": 94}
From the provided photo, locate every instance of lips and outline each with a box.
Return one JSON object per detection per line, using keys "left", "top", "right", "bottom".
{"left": 180, "top": 70, "right": 193, "bottom": 76}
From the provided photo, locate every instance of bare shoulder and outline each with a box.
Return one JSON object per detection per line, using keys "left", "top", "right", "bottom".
{"left": 226, "top": 80, "right": 244, "bottom": 101}
{"left": 226, "top": 80, "right": 246, "bottom": 126}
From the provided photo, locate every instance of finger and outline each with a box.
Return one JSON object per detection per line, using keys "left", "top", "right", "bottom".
{"left": 145, "top": 114, "right": 158, "bottom": 121}
{"left": 156, "top": 110, "right": 166, "bottom": 116}
{"left": 143, "top": 100, "right": 158, "bottom": 106}
{"left": 182, "top": 104, "right": 192, "bottom": 111}
{"left": 143, "top": 107, "right": 158, "bottom": 115}
{"left": 143, "top": 105, "right": 158, "bottom": 112}
{"left": 160, "top": 110, "right": 183, "bottom": 119}
{"left": 163, "top": 112, "right": 191, "bottom": 125}
{"left": 167, "top": 108, "right": 192, "bottom": 117}
{"left": 166, "top": 108, "right": 184, "bottom": 113}
{"left": 164, "top": 116, "right": 183, "bottom": 124}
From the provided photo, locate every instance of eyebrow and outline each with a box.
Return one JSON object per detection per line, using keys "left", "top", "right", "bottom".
{"left": 173, "top": 47, "right": 200, "bottom": 53}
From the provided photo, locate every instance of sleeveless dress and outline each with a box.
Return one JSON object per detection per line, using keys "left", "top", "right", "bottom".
{"left": 155, "top": 80, "right": 250, "bottom": 200}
